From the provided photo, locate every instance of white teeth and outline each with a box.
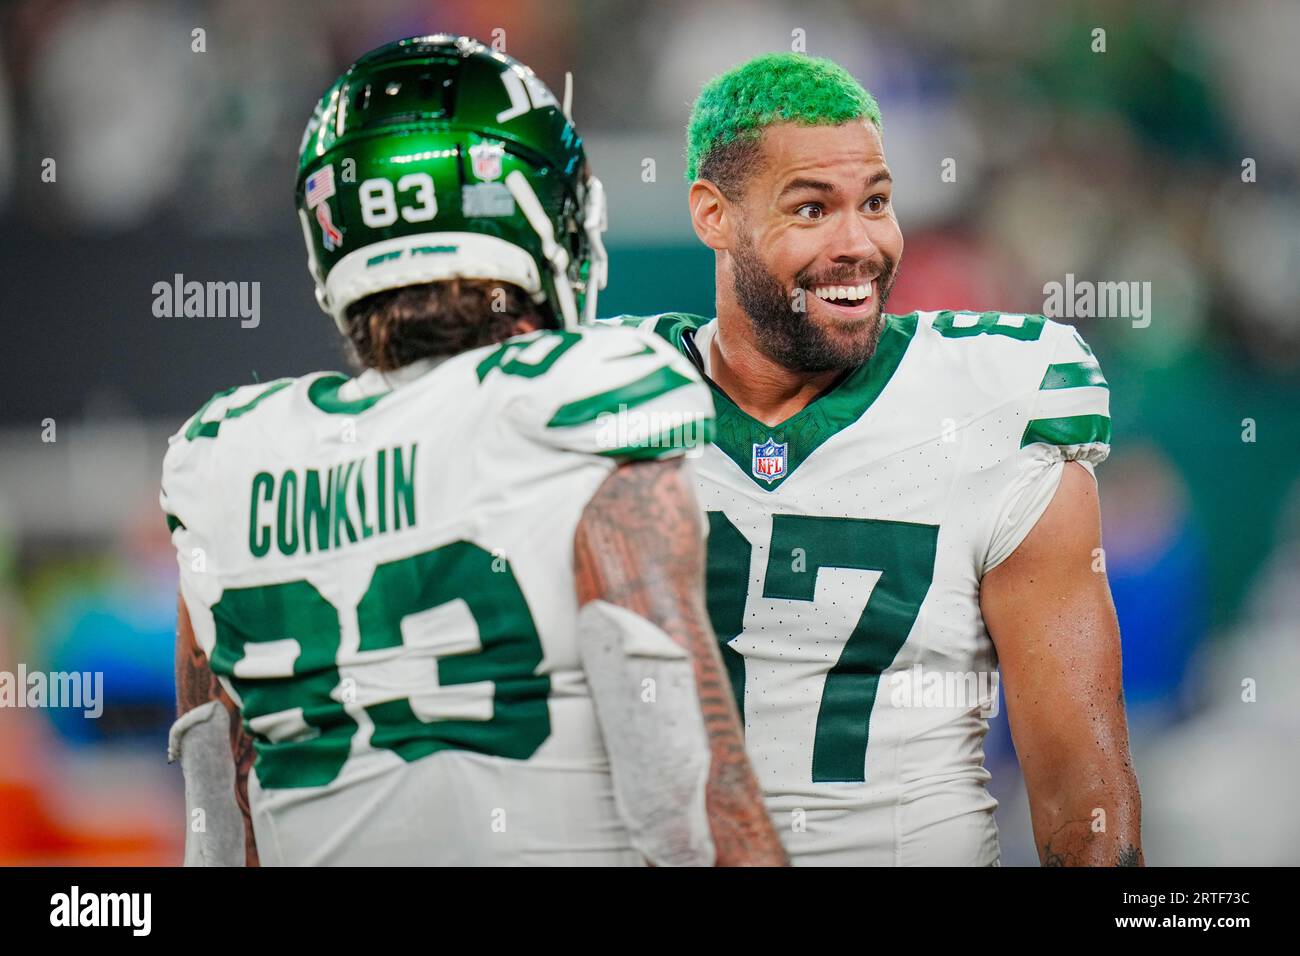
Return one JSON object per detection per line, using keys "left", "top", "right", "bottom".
{"left": 813, "top": 281, "right": 873, "bottom": 302}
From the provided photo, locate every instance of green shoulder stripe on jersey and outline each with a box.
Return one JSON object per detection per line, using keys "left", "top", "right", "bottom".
{"left": 183, "top": 386, "right": 237, "bottom": 440}
{"left": 186, "top": 380, "right": 293, "bottom": 440}
{"left": 1040, "top": 359, "right": 1108, "bottom": 390}
{"left": 596, "top": 418, "right": 717, "bottom": 460}
{"left": 475, "top": 330, "right": 582, "bottom": 382}
{"left": 307, "top": 374, "right": 387, "bottom": 414}
{"left": 1020, "top": 413, "right": 1111, "bottom": 448}
{"left": 546, "top": 364, "right": 696, "bottom": 429}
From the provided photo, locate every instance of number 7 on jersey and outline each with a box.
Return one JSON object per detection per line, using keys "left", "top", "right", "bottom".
{"left": 706, "top": 512, "right": 939, "bottom": 783}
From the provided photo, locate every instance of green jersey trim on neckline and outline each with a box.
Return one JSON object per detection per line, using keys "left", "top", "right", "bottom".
{"left": 634, "top": 312, "right": 919, "bottom": 491}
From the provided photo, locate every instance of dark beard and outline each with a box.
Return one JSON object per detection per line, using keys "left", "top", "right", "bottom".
{"left": 731, "top": 231, "right": 897, "bottom": 373}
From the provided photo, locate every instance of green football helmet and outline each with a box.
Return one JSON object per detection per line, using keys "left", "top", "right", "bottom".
{"left": 295, "top": 35, "right": 607, "bottom": 333}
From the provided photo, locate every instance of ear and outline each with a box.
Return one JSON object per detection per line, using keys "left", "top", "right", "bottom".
{"left": 689, "top": 179, "right": 733, "bottom": 252}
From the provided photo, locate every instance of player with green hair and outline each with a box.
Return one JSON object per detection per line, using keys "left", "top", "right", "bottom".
{"left": 685, "top": 52, "right": 883, "bottom": 187}
{"left": 607, "top": 52, "right": 1143, "bottom": 867}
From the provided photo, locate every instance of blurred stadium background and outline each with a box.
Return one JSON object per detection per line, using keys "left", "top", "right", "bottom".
{"left": 0, "top": 0, "right": 1297, "bottom": 865}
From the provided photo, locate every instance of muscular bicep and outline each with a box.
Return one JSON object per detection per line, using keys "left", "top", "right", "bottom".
{"left": 982, "top": 461, "right": 1125, "bottom": 756}
{"left": 573, "top": 458, "right": 706, "bottom": 622}
{"left": 980, "top": 461, "right": 1141, "bottom": 864}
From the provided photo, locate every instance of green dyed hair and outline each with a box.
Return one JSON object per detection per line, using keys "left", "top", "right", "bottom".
{"left": 686, "top": 53, "right": 882, "bottom": 194}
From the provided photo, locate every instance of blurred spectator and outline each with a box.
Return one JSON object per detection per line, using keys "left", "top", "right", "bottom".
{"left": 1100, "top": 443, "right": 1210, "bottom": 727}
{"left": 1138, "top": 475, "right": 1300, "bottom": 865}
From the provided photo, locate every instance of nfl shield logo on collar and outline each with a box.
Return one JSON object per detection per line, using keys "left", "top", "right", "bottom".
{"left": 752, "top": 437, "right": 787, "bottom": 484}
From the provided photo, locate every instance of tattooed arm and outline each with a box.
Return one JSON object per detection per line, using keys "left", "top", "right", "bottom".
{"left": 175, "top": 594, "right": 259, "bottom": 867}
{"left": 574, "top": 457, "right": 788, "bottom": 866}
{"left": 981, "top": 462, "right": 1143, "bottom": 866}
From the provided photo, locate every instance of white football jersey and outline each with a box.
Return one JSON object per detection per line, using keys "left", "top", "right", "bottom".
{"left": 160, "top": 325, "right": 714, "bottom": 866}
{"left": 608, "top": 309, "right": 1111, "bottom": 866}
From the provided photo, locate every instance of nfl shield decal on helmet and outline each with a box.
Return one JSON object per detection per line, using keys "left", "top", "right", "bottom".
{"left": 752, "top": 437, "right": 787, "bottom": 484}
{"left": 469, "top": 142, "right": 505, "bottom": 182}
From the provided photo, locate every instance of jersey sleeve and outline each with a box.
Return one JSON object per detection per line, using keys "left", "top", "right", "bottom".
{"left": 158, "top": 435, "right": 195, "bottom": 538}
{"left": 159, "top": 383, "right": 281, "bottom": 653}
{"left": 980, "top": 322, "right": 1111, "bottom": 575}
{"left": 160, "top": 388, "right": 227, "bottom": 538}
{"left": 160, "top": 382, "right": 281, "bottom": 533}
{"left": 508, "top": 325, "right": 715, "bottom": 460}
{"left": 159, "top": 404, "right": 218, "bottom": 653}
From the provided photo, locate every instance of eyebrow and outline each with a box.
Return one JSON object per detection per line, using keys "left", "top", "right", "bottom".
{"left": 777, "top": 170, "right": 893, "bottom": 200}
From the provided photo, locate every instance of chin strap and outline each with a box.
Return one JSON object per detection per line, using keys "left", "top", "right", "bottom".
{"left": 581, "top": 175, "right": 609, "bottom": 325}
{"left": 300, "top": 209, "right": 344, "bottom": 332}
{"left": 506, "top": 169, "right": 579, "bottom": 331}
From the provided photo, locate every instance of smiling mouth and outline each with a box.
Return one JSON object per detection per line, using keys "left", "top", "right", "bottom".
{"left": 810, "top": 279, "right": 874, "bottom": 313}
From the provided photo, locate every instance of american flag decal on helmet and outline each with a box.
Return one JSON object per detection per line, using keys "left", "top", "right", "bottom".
{"left": 305, "top": 165, "right": 336, "bottom": 210}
